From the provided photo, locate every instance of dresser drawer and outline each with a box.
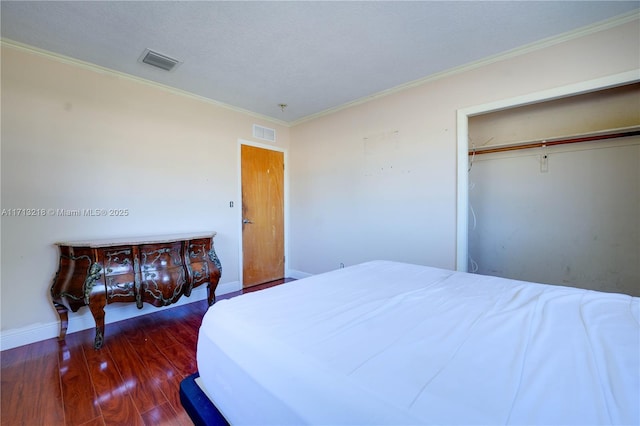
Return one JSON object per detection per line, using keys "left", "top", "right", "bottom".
{"left": 105, "top": 275, "right": 135, "bottom": 302}
{"left": 187, "top": 238, "right": 211, "bottom": 262}
{"left": 101, "top": 246, "right": 134, "bottom": 276}
{"left": 140, "top": 242, "right": 184, "bottom": 270}
{"left": 141, "top": 266, "right": 187, "bottom": 306}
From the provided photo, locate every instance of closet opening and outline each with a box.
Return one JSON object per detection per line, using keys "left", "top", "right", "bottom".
{"left": 456, "top": 73, "right": 639, "bottom": 295}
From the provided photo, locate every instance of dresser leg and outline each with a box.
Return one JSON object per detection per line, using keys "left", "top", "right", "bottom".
{"left": 207, "top": 284, "right": 216, "bottom": 306}
{"left": 54, "top": 302, "right": 69, "bottom": 341}
{"left": 93, "top": 327, "right": 104, "bottom": 349}
{"left": 89, "top": 299, "right": 106, "bottom": 349}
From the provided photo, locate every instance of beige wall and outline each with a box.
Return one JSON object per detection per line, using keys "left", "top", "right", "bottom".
{"left": 288, "top": 18, "right": 639, "bottom": 275}
{"left": 1, "top": 44, "right": 289, "bottom": 342}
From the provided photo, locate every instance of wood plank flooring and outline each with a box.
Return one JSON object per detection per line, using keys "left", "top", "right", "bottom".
{"left": 1, "top": 279, "right": 291, "bottom": 426}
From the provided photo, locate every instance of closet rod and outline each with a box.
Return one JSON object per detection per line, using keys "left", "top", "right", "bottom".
{"left": 468, "top": 129, "right": 640, "bottom": 156}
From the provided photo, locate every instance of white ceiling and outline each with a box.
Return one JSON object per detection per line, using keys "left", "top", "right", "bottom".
{"left": 2, "top": 1, "right": 638, "bottom": 124}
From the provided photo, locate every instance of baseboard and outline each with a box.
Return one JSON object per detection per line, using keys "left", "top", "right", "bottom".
{"left": 0, "top": 280, "right": 241, "bottom": 351}
{"left": 287, "top": 269, "right": 313, "bottom": 280}
{"left": 215, "top": 280, "right": 242, "bottom": 295}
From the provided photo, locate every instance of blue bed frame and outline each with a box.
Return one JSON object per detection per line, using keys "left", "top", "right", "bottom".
{"left": 180, "top": 372, "right": 229, "bottom": 426}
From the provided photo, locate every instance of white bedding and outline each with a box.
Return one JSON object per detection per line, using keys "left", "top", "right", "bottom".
{"left": 197, "top": 261, "right": 640, "bottom": 425}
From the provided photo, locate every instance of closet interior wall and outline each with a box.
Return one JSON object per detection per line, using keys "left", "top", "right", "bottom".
{"left": 467, "top": 83, "right": 640, "bottom": 296}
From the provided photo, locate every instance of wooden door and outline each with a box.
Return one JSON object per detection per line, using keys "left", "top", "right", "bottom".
{"left": 241, "top": 145, "right": 284, "bottom": 287}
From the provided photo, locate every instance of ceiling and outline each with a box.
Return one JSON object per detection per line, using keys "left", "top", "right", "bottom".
{"left": 1, "top": 1, "right": 638, "bottom": 124}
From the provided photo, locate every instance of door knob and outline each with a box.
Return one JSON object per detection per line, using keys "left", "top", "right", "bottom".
{"left": 243, "top": 218, "right": 253, "bottom": 224}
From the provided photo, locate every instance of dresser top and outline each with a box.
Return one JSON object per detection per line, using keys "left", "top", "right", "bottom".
{"left": 56, "top": 232, "right": 217, "bottom": 248}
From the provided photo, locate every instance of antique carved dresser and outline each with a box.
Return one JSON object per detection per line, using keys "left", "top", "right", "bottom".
{"left": 50, "top": 233, "right": 221, "bottom": 348}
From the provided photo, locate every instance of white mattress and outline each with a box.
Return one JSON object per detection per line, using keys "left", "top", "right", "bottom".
{"left": 197, "top": 261, "right": 640, "bottom": 425}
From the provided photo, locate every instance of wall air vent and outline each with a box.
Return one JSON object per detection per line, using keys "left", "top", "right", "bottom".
{"left": 253, "top": 124, "right": 276, "bottom": 142}
{"left": 139, "top": 48, "right": 181, "bottom": 72}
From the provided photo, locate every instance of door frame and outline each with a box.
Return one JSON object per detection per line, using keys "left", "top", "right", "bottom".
{"left": 237, "top": 138, "right": 289, "bottom": 286}
{"left": 455, "top": 70, "right": 639, "bottom": 272}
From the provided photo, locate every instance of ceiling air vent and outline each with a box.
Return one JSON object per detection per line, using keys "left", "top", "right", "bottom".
{"left": 253, "top": 124, "right": 276, "bottom": 142}
{"left": 139, "top": 48, "right": 181, "bottom": 72}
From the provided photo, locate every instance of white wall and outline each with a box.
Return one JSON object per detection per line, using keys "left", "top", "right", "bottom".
{"left": 289, "top": 17, "right": 640, "bottom": 276}
{"left": 468, "top": 138, "right": 639, "bottom": 296}
{"left": 0, "top": 43, "right": 289, "bottom": 348}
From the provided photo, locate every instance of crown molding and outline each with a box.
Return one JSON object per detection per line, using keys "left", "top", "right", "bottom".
{"left": 290, "top": 9, "right": 640, "bottom": 127}
{"left": 0, "top": 38, "right": 290, "bottom": 128}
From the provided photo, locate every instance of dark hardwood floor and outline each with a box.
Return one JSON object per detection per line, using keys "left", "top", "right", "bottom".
{"left": 1, "top": 279, "right": 292, "bottom": 426}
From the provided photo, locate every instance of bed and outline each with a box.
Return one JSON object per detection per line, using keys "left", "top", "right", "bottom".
{"left": 186, "top": 260, "right": 639, "bottom": 425}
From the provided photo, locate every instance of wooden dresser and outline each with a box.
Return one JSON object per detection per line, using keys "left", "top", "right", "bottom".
{"left": 50, "top": 233, "right": 221, "bottom": 348}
